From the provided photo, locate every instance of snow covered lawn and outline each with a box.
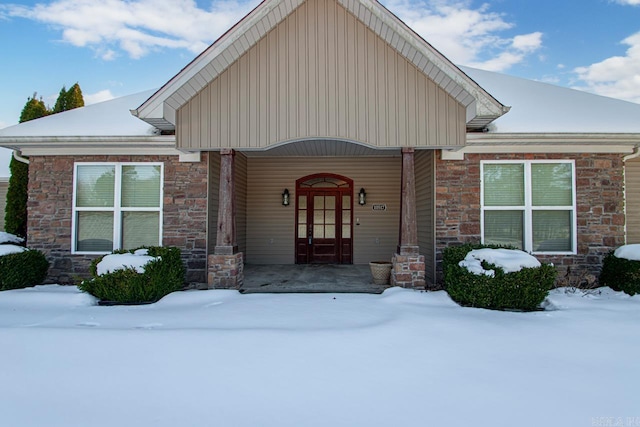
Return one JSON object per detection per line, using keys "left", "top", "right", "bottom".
{"left": 1, "top": 285, "right": 638, "bottom": 427}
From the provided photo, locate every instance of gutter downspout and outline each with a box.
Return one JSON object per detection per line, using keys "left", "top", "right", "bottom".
{"left": 12, "top": 150, "right": 29, "bottom": 165}
{"left": 623, "top": 146, "right": 640, "bottom": 162}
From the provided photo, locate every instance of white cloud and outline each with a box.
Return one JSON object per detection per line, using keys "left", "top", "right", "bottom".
{"left": 573, "top": 31, "right": 640, "bottom": 103}
{"left": 383, "top": 0, "right": 543, "bottom": 71}
{"left": 85, "top": 90, "right": 116, "bottom": 105}
{"left": 1, "top": 0, "right": 256, "bottom": 59}
{"left": 512, "top": 32, "right": 543, "bottom": 52}
{"left": 1, "top": 0, "right": 542, "bottom": 71}
{"left": 612, "top": 0, "right": 640, "bottom": 5}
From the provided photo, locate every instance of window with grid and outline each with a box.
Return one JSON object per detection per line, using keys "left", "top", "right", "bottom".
{"left": 481, "top": 160, "right": 576, "bottom": 253}
{"left": 73, "top": 163, "right": 163, "bottom": 253}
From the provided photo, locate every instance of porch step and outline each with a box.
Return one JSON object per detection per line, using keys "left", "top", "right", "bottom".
{"left": 240, "top": 264, "right": 388, "bottom": 294}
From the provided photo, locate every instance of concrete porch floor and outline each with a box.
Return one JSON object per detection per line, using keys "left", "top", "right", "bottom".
{"left": 240, "top": 264, "right": 389, "bottom": 294}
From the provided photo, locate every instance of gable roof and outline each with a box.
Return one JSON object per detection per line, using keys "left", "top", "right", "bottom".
{"left": 132, "top": 0, "right": 508, "bottom": 131}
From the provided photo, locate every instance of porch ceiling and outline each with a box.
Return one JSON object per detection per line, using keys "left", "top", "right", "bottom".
{"left": 239, "top": 139, "right": 401, "bottom": 157}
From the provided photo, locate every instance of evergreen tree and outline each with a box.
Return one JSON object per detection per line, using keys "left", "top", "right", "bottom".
{"left": 19, "top": 94, "right": 48, "bottom": 122}
{"left": 5, "top": 84, "right": 85, "bottom": 237}
{"left": 53, "top": 83, "right": 84, "bottom": 113}
{"left": 64, "top": 83, "right": 84, "bottom": 110}
{"left": 52, "top": 86, "right": 67, "bottom": 113}
{"left": 5, "top": 94, "right": 47, "bottom": 237}
{"left": 4, "top": 156, "right": 29, "bottom": 238}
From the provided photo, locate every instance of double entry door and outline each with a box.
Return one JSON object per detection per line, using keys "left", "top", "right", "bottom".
{"left": 296, "top": 187, "right": 352, "bottom": 264}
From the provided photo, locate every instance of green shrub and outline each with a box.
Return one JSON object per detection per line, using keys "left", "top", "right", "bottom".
{"left": 0, "top": 249, "right": 49, "bottom": 290}
{"left": 600, "top": 251, "right": 640, "bottom": 296}
{"left": 5, "top": 157, "right": 29, "bottom": 239}
{"left": 443, "top": 243, "right": 556, "bottom": 311}
{"left": 79, "top": 246, "right": 185, "bottom": 304}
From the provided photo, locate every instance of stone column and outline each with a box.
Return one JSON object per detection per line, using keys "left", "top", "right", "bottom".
{"left": 391, "top": 147, "right": 426, "bottom": 289}
{"left": 208, "top": 149, "right": 244, "bottom": 289}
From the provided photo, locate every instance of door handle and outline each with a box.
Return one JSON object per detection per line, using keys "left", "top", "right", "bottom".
{"left": 308, "top": 226, "right": 313, "bottom": 245}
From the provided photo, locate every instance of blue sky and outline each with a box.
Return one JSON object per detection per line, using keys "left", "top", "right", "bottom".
{"left": 0, "top": 0, "right": 639, "bottom": 132}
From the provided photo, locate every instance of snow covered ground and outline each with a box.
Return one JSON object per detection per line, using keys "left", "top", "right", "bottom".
{"left": 0, "top": 285, "right": 638, "bottom": 427}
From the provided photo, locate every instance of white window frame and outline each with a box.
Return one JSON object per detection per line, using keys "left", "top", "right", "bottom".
{"left": 72, "top": 162, "right": 164, "bottom": 254}
{"left": 480, "top": 160, "right": 577, "bottom": 255}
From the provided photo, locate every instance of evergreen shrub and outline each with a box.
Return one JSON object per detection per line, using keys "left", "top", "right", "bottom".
{"left": 600, "top": 251, "right": 640, "bottom": 296}
{"left": 0, "top": 249, "right": 49, "bottom": 291}
{"left": 79, "top": 246, "right": 185, "bottom": 304}
{"left": 4, "top": 157, "right": 29, "bottom": 238}
{"left": 443, "top": 243, "right": 556, "bottom": 311}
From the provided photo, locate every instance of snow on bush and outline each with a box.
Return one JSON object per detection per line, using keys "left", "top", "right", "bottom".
{"left": 0, "top": 232, "right": 24, "bottom": 245}
{"left": 459, "top": 248, "right": 541, "bottom": 277}
{"left": 81, "top": 246, "right": 184, "bottom": 304}
{"left": 0, "top": 244, "right": 27, "bottom": 257}
{"left": 444, "top": 244, "right": 555, "bottom": 311}
{"left": 601, "top": 245, "right": 640, "bottom": 296}
{"left": 613, "top": 244, "right": 640, "bottom": 261}
{"left": 96, "top": 248, "right": 158, "bottom": 276}
{"left": 0, "top": 232, "right": 28, "bottom": 259}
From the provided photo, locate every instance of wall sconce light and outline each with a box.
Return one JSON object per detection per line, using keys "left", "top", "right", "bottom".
{"left": 282, "top": 189, "right": 290, "bottom": 206}
{"left": 358, "top": 188, "right": 366, "bottom": 206}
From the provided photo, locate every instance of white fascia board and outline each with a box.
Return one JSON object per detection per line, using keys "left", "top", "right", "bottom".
{"left": 438, "top": 132, "right": 640, "bottom": 160}
{"left": 0, "top": 135, "right": 177, "bottom": 155}
{"left": 442, "top": 144, "right": 637, "bottom": 161}
{"left": 467, "top": 132, "right": 640, "bottom": 145}
{"left": 20, "top": 147, "right": 187, "bottom": 157}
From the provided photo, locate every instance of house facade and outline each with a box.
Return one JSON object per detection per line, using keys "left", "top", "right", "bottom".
{"left": 1, "top": 0, "right": 640, "bottom": 289}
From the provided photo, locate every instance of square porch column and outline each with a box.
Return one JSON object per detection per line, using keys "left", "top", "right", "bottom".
{"left": 208, "top": 148, "right": 244, "bottom": 289}
{"left": 391, "top": 147, "right": 426, "bottom": 289}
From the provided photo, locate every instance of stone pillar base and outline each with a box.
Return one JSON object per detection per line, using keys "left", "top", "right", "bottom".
{"left": 391, "top": 253, "right": 426, "bottom": 290}
{"left": 208, "top": 252, "right": 244, "bottom": 289}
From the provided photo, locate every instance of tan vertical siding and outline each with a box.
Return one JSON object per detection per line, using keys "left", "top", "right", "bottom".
{"left": 246, "top": 156, "right": 401, "bottom": 264}
{"left": 415, "top": 150, "right": 435, "bottom": 284}
{"left": 235, "top": 153, "right": 248, "bottom": 256}
{"left": 177, "top": 0, "right": 466, "bottom": 150}
{"left": 626, "top": 158, "right": 640, "bottom": 243}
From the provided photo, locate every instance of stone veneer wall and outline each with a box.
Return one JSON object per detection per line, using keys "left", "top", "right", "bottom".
{"left": 28, "top": 153, "right": 209, "bottom": 286}
{"left": 435, "top": 152, "right": 626, "bottom": 287}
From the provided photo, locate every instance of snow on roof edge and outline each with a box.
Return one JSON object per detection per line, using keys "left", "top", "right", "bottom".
{"left": 0, "top": 89, "right": 160, "bottom": 138}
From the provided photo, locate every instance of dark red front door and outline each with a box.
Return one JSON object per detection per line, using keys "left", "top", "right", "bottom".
{"left": 295, "top": 175, "right": 353, "bottom": 264}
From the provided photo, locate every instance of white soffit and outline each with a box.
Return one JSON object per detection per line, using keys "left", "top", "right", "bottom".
{"left": 133, "top": 0, "right": 507, "bottom": 131}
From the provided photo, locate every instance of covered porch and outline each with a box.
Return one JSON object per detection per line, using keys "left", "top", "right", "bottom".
{"left": 205, "top": 143, "right": 436, "bottom": 291}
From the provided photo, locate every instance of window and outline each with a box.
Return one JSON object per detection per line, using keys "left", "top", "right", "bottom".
{"left": 72, "top": 163, "right": 163, "bottom": 253}
{"left": 481, "top": 160, "right": 576, "bottom": 253}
